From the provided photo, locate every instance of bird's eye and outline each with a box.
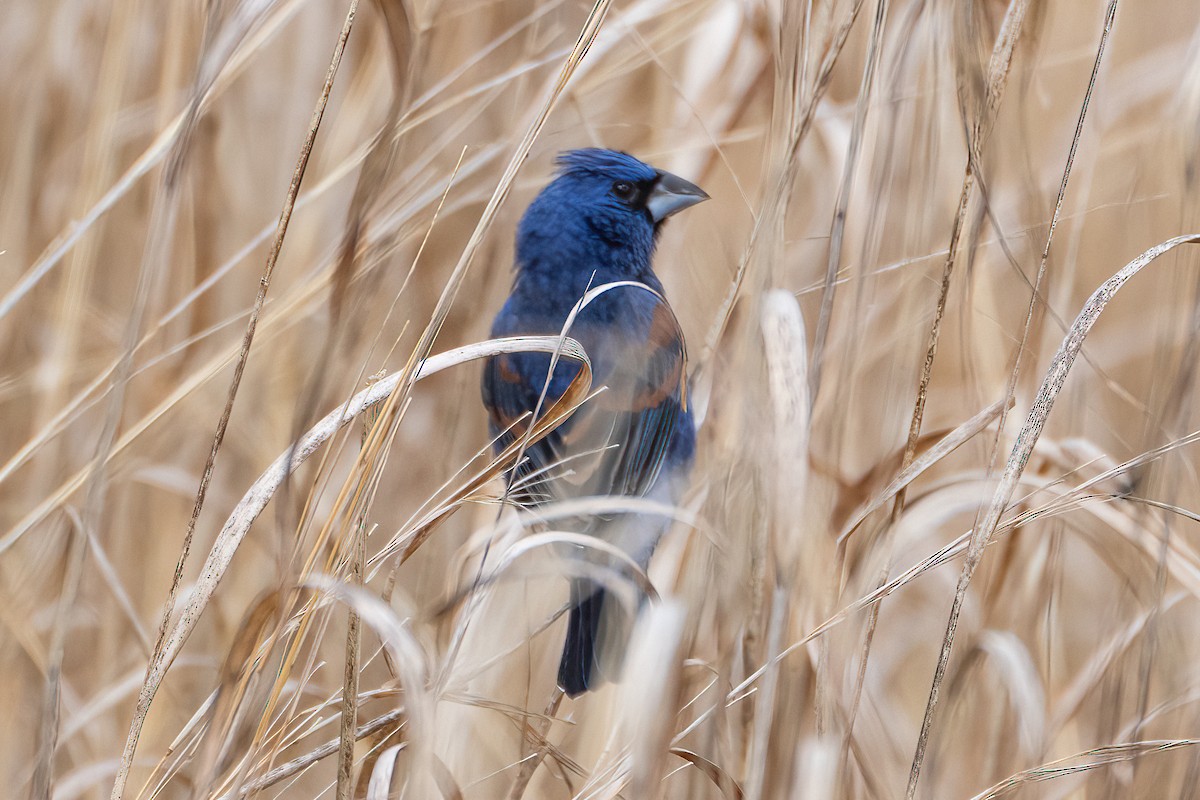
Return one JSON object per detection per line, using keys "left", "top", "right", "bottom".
{"left": 611, "top": 180, "right": 637, "bottom": 202}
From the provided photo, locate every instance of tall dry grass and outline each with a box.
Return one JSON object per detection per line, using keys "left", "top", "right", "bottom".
{"left": 3, "top": 0, "right": 1200, "bottom": 797}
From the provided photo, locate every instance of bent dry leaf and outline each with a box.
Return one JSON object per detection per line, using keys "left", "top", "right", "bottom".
{"left": 969, "top": 739, "right": 1200, "bottom": 800}
{"left": 838, "top": 397, "right": 1010, "bottom": 543}
{"left": 670, "top": 748, "right": 744, "bottom": 800}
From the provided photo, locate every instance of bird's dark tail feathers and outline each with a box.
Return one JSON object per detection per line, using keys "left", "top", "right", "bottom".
{"left": 558, "top": 584, "right": 606, "bottom": 697}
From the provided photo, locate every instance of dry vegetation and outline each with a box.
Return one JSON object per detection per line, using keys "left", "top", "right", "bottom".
{"left": 4, "top": 0, "right": 1200, "bottom": 797}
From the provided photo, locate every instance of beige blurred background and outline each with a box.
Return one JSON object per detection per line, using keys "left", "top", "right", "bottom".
{"left": 3, "top": 0, "right": 1200, "bottom": 797}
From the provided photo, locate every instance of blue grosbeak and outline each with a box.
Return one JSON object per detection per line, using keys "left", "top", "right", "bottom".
{"left": 481, "top": 148, "right": 707, "bottom": 696}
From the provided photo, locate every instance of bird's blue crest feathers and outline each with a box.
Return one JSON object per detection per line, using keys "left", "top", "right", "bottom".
{"left": 555, "top": 148, "right": 657, "bottom": 180}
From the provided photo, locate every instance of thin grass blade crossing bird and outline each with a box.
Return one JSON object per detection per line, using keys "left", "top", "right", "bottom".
{"left": 481, "top": 148, "right": 708, "bottom": 696}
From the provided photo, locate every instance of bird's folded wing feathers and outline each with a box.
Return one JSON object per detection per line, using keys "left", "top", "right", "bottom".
{"left": 481, "top": 287, "right": 687, "bottom": 506}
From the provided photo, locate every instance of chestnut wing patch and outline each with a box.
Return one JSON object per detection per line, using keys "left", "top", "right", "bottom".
{"left": 481, "top": 290, "right": 688, "bottom": 505}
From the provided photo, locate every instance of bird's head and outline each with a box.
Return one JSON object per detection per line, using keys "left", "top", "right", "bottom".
{"left": 515, "top": 148, "right": 709, "bottom": 282}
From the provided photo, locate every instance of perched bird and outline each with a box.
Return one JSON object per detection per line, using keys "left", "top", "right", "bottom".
{"left": 481, "top": 148, "right": 708, "bottom": 696}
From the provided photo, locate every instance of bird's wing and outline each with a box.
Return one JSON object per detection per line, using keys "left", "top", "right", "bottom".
{"left": 565, "top": 296, "right": 688, "bottom": 500}
{"left": 481, "top": 285, "right": 687, "bottom": 506}
{"left": 481, "top": 345, "right": 581, "bottom": 505}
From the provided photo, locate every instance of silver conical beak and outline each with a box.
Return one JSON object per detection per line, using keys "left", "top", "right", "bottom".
{"left": 645, "top": 169, "right": 709, "bottom": 223}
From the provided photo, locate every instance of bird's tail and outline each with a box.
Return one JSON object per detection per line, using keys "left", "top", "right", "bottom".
{"left": 558, "top": 582, "right": 608, "bottom": 697}
{"left": 557, "top": 508, "right": 672, "bottom": 697}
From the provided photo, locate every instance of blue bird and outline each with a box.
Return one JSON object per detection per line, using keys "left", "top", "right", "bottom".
{"left": 481, "top": 148, "right": 708, "bottom": 696}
